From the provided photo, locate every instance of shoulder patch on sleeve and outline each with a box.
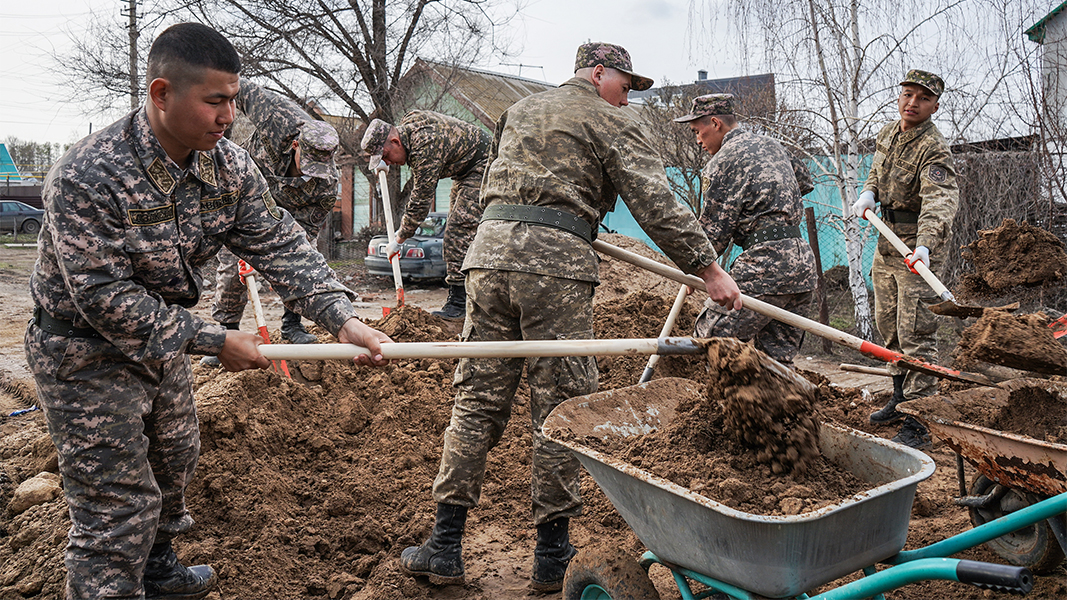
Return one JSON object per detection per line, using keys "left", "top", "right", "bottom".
{"left": 927, "top": 165, "right": 947, "bottom": 183}
{"left": 262, "top": 190, "right": 282, "bottom": 220}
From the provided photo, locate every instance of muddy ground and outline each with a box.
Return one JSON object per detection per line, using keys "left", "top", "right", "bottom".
{"left": 2, "top": 233, "right": 1066, "bottom": 599}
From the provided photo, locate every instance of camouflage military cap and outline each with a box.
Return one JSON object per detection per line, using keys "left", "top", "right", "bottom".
{"left": 573, "top": 42, "right": 654, "bottom": 91}
{"left": 298, "top": 120, "right": 339, "bottom": 180}
{"left": 361, "top": 118, "right": 394, "bottom": 170}
{"left": 900, "top": 69, "right": 944, "bottom": 97}
{"left": 673, "top": 93, "right": 735, "bottom": 123}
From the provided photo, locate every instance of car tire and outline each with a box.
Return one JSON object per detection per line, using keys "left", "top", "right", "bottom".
{"left": 21, "top": 219, "right": 41, "bottom": 235}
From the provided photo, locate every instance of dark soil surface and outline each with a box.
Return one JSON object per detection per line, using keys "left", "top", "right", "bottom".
{"left": 955, "top": 310, "right": 1067, "bottom": 375}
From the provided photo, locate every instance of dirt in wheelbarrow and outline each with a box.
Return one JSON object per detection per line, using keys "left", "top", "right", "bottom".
{"left": 899, "top": 381, "right": 1067, "bottom": 444}
{"left": 2, "top": 237, "right": 1065, "bottom": 600}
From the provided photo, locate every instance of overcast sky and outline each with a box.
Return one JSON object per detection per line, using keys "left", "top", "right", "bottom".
{"left": 2, "top": 0, "right": 739, "bottom": 147}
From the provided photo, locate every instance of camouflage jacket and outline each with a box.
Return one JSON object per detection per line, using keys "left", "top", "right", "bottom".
{"left": 30, "top": 108, "right": 357, "bottom": 366}
{"left": 234, "top": 81, "right": 339, "bottom": 236}
{"left": 465, "top": 77, "right": 718, "bottom": 283}
{"left": 700, "top": 128, "right": 817, "bottom": 295}
{"left": 862, "top": 119, "right": 958, "bottom": 256}
{"left": 396, "top": 110, "right": 490, "bottom": 239}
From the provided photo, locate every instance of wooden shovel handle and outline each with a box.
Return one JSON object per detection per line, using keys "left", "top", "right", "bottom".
{"left": 258, "top": 337, "right": 708, "bottom": 361}
{"left": 376, "top": 168, "right": 406, "bottom": 306}
{"left": 591, "top": 239, "right": 996, "bottom": 387}
{"left": 864, "top": 209, "right": 954, "bottom": 302}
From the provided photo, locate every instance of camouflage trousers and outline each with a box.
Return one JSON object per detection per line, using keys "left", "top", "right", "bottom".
{"left": 872, "top": 252, "right": 941, "bottom": 398}
{"left": 433, "top": 269, "right": 595, "bottom": 525}
{"left": 693, "top": 290, "right": 813, "bottom": 366}
{"left": 442, "top": 169, "right": 485, "bottom": 287}
{"left": 25, "top": 324, "right": 199, "bottom": 600}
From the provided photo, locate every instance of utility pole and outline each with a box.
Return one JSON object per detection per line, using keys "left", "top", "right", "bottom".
{"left": 122, "top": 0, "right": 140, "bottom": 110}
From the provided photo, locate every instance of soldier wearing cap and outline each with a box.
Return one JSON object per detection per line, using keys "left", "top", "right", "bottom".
{"left": 25, "top": 23, "right": 390, "bottom": 599}
{"left": 851, "top": 69, "right": 958, "bottom": 449}
{"left": 398, "top": 42, "right": 740, "bottom": 592}
{"left": 203, "top": 80, "right": 342, "bottom": 356}
{"left": 360, "top": 111, "right": 491, "bottom": 319}
{"left": 675, "top": 94, "right": 818, "bottom": 367}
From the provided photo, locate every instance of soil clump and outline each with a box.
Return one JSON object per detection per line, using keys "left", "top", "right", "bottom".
{"left": 954, "top": 310, "right": 1067, "bottom": 375}
{"left": 957, "top": 218, "right": 1067, "bottom": 297}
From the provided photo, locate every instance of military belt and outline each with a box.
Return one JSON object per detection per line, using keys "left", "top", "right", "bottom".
{"left": 481, "top": 204, "right": 594, "bottom": 245}
{"left": 884, "top": 208, "right": 919, "bottom": 224}
{"left": 740, "top": 225, "right": 802, "bottom": 251}
{"left": 32, "top": 306, "right": 103, "bottom": 339}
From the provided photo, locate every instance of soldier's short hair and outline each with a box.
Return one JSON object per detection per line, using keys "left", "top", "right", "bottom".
{"left": 146, "top": 23, "right": 241, "bottom": 90}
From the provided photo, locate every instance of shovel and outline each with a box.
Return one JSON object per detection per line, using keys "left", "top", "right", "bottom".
{"left": 861, "top": 209, "right": 1010, "bottom": 318}
{"left": 638, "top": 284, "right": 690, "bottom": 383}
{"left": 374, "top": 161, "right": 405, "bottom": 307}
{"left": 590, "top": 239, "right": 997, "bottom": 387}
{"left": 258, "top": 337, "right": 708, "bottom": 361}
{"left": 238, "top": 259, "right": 291, "bottom": 378}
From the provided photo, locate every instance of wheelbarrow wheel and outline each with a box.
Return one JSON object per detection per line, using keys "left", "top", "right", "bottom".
{"left": 969, "top": 474, "right": 1065, "bottom": 574}
{"left": 562, "top": 546, "right": 660, "bottom": 600}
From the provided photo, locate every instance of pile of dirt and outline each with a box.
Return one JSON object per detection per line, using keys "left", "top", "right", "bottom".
{"left": 954, "top": 310, "right": 1067, "bottom": 375}
{"left": 900, "top": 380, "right": 1067, "bottom": 444}
{"left": 573, "top": 378, "right": 867, "bottom": 516}
{"left": 958, "top": 218, "right": 1067, "bottom": 297}
{"left": 594, "top": 234, "right": 691, "bottom": 305}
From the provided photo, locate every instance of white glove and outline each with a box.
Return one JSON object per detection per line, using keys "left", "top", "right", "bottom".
{"left": 386, "top": 240, "right": 401, "bottom": 261}
{"left": 851, "top": 190, "right": 876, "bottom": 220}
{"left": 905, "top": 246, "right": 930, "bottom": 273}
{"left": 373, "top": 159, "right": 389, "bottom": 173}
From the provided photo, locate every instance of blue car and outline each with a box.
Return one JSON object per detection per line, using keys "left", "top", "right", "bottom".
{"left": 365, "top": 212, "right": 447, "bottom": 281}
{"left": 0, "top": 200, "right": 44, "bottom": 235}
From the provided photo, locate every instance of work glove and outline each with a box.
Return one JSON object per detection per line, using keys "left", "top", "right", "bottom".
{"left": 905, "top": 246, "right": 930, "bottom": 274}
{"left": 386, "top": 239, "right": 401, "bottom": 261}
{"left": 373, "top": 159, "right": 389, "bottom": 174}
{"left": 851, "top": 190, "right": 876, "bottom": 220}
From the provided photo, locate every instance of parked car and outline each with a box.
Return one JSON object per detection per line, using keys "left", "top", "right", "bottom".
{"left": 0, "top": 200, "right": 44, "bottom": 235}
{"left": 365, "top": 212, "right": 447, "bottom": 281}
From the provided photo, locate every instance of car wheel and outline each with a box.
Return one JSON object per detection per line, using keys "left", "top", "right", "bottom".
{"left": 21, "top": 219, "right": 41, "bottom": 235}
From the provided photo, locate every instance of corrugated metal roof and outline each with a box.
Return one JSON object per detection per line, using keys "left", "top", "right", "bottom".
{"left": 1026, "top": 1, "right": 1067, "bottom": 43}
{"left": 409, "top": 59, "right": 555, "bottom": 128}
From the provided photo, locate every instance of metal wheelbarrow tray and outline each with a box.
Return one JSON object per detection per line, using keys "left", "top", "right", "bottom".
{"left": 899, "top": 378, "right": 1067, "bottom": 497}
{"left": 542, "top": 378, "right": 935, "bottom": 598}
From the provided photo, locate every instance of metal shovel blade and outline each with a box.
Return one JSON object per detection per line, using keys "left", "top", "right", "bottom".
{"left": 929, "top": 300, "right": 1020, "bottom": 319}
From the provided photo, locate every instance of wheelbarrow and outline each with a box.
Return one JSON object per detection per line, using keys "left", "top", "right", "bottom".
{"left": 899, "top": 379, "right": 1067, "bottom": 574}
{"left": 542, "top": 378, "right": 1048, "bottom": 599}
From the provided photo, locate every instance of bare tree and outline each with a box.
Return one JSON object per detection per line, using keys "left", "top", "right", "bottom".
{"left": 689, "top": 0, "right": 1036, "bottom": 341}
{"left": 55, "top": 0, "right": 520, "bottom": 225}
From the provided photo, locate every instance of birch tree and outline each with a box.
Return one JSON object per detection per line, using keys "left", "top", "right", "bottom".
{"left": 690, "top": 0, "right": 1028, "bottom": 341}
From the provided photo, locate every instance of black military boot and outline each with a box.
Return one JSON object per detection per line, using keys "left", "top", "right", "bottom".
{"left": 280, "top": 308, "right": 317, "bottom": 344}
{"left": 892, "top": 416, "right": 932, "bottom": 449}
{"left": 432, "top": 285, "right": 467, "bottom": 320}
{"left": 143, "top": 541, "right": 217, "bottom": 599}
{"left": 869, "top": 374, "right": 907, "bottom": 424}
{"left": 400, "top": 503, "right": 467, "bottom": 585}
{"left": 199, "top": 322, "right": 240, "bottom": 368}
{"left": 531, "top": 517, "right": 578, "bottom": 592}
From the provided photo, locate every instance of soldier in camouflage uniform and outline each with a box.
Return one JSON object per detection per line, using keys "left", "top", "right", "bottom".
{"left": 203, "top": 80, "right": 341, "bottom": 357}
{"left": 24, "top": 23, "right": 391, "bottom": 600}
{"left": 360, "top": 111, "right": 491, "bottom": 319}
{"left": 399, "top": 42, "right": 741, "bottom": 593}
{"left": 852, "top": 69, "right": 958, "bottom": 449}
{"left": 676, "top": 94, "right": 818, "bottom": 367}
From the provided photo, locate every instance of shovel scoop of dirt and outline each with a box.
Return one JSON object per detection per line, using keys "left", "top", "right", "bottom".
{"left": 704, "top": 338, "right": 821, "bottom": 475}
{"left": 955, "top": 310, "right": 1067, "bottom": 375}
